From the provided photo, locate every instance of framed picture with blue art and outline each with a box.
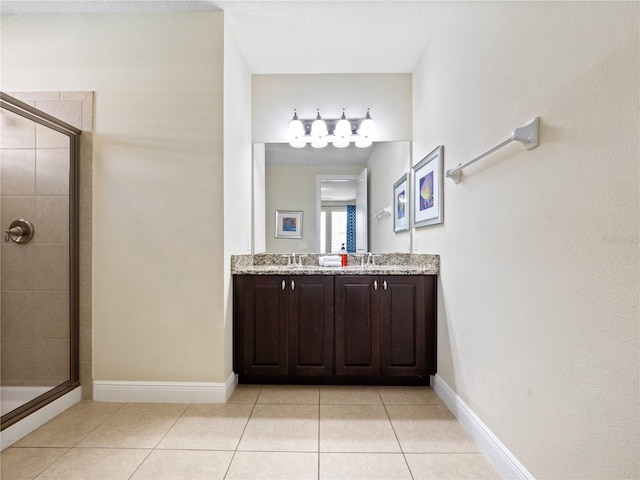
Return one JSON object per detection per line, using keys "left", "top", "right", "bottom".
{"left": 393, "top": 173, "right": 409, "bottom": 232}
{"left": 412, "top": 146, "right": 444, "bottom": 228}
{"left": 275, "top": 210, "right": 303, "bottom": 238}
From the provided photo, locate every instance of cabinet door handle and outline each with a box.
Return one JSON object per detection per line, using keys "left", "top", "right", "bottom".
{"left": 373, "top": 280, "right": 378, "bottom": 290}
{"left": 281, "top": 280, "right": 286, "bottom": 290}
{"left": 383, "top": 280, "right": 387, "bottom": 290}
{"left": 291, "top": 280, "right": 295, "bottom": 291}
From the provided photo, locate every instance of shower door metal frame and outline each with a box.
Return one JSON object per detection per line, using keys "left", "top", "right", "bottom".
{"left": 0, "top": 92, "right": 81, "bottom": 430}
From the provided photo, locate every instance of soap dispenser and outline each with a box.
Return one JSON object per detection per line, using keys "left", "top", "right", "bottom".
{"left": 340, "top": 243, "right": 348, "bottom": 266}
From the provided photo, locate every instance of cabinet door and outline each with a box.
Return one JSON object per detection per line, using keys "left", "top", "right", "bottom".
{"left": 380, "top": 276, "right": 428, "bottom": 376}
{"left": 335, "top": 276, "right": 380, "bottom": 376}
{"left": 239, "top": 276, "right": 289, "bottom": 375}
{"left": 289, "top": 276, "right": 334, "bottom": 376}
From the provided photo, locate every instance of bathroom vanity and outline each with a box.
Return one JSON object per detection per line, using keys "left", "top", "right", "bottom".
{"left": 231, "top": 253, "right": 439, "bottom": 386}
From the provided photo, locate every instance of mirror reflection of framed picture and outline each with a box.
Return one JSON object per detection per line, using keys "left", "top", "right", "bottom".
{"left": 393, "top": 173, "right": 409, "bottom": 233}
{"left": 413, "top": 146, "right": 444, "bottom": 228}
{"left": 275, "top": 210, "right": 303, "bottom": 238}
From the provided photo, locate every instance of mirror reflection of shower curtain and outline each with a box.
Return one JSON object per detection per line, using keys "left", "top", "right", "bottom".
{"left": 346, "top": 204, "right": 356, "bottom": 253}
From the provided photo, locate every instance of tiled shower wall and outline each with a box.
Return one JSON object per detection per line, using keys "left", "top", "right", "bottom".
{"left": 0, "top": 92, "right": 92, "bottom": 396}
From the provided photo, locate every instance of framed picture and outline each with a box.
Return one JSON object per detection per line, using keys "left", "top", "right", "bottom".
{"left": 412, "top": 146, "right": 444, "bottom": 228}
{"left": 393, "top": 173, "right": 409, "bottom": 232}
{"left": 275, "top": 210, "right": 303, "bottom": 238}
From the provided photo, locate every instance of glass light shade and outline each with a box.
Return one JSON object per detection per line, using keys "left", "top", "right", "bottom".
{"left": 310, "top": 110, "right": 328, "bottom": 138}
{"left": 311, "top": 118, "right": 328, "bottom": 138}
{"left": 288, "top": 110, "right": 305, "bottom": 138}
{"left": 333, "top": 140, "right": 349, "bottom": 148}
{"left": 355, "top": 139, "right": 372, "bottom": 148}
{"left": 290, "top": 140, "right": 306, "bottom": 148}
{"left": 334, "top": 111, "right": 352, "bottom": 138}
{"left": 311, "top": 140, "right": 328, "bottom": 148}
{"left": 288, "top": 119, "right": 305, "bottom": 138}
{"left": 357, "top": 109, "right": 376, "bottom": 138}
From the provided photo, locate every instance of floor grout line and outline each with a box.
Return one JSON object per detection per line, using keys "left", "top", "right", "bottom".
{"left": 317, "top": 394, "right": 321, "bottom": 480}
{"left": 381, "top": 399, "right": 415, "bottom": 480}
{"left": 125, "top": 402, "right": 190, "bottom": 480}
{"left": 222, "top": 387, "right": 261, "bottom": 480}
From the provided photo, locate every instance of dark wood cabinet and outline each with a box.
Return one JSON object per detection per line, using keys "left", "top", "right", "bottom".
{"left": 335, "top": 276, "right": 381, "bottom": 376}
{"left": 234, "top": 276, "right": 288, "bottom": 376}
{"left": 233, "top": 275, "right": 334, "bottom": 378}
{"left": 335, "top": 275, "right": 436, "bottom": 379}
{"left": 288, "top": 276, "right": 334, "bottom": 376}
{"left": 380, "top": 275, "right": 436, "bottom": 377}
{"left": 233, "top": 273, "right": 436, "bottom": 385}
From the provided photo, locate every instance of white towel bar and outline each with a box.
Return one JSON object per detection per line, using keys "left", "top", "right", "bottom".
{"left": 446, "top": 117, "right": 540, "bottom": 184}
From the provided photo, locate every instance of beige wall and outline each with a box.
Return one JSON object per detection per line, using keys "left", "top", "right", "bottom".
{"left": 367, "top": 141, "right": 411, "bottom": 253}
{"left": 412, "top": 2, "right": 639, "bottom": 477}
{"left": 1, "top": 12, "right": 228, "bottom": 383}
{"left": 223, "top": 21, "right": 252, "bottom": 379}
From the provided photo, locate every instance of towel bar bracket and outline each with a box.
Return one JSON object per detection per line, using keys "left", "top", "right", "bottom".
{"left": 512, "top": 117, "right": 539, "bottom": 151}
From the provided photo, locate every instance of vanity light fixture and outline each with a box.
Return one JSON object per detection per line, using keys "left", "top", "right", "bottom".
{"left": 287, "top": 108, "right": 377, "bottom": 149}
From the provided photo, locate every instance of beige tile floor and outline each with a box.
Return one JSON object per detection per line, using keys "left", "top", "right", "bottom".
{"left": 1, "top": 385, "right": 501, "bottom": 480}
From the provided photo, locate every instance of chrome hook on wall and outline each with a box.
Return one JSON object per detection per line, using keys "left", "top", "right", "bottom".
{"left": 4, "top": 219, "right": 35, "bottom": 244}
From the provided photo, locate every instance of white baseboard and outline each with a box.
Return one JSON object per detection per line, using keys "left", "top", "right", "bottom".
{"left": 93, "top": 373, "right": 238, "bottom": 404}
{"left": 432, "top": 374, "right": 535, "bottom": 480}
{"left": 1, "top": 386, "right": 82, "bottom": 450}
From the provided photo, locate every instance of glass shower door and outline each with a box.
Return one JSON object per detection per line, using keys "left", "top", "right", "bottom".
{"left": 0, "top": 93, "right": 79, "bottom": 429}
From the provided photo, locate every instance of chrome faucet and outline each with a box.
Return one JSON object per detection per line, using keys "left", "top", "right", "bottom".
{"left": 361, "top": 252, "right": 375, "bottom": 267}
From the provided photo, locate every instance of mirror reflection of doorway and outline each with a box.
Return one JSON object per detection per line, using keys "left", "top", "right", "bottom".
{"left": 318, "top": 169, "right": 367, "bottom": 253}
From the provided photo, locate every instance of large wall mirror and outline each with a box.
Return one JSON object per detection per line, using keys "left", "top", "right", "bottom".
{"left": 255, "top": 141, "right": 411, "bottom": 254}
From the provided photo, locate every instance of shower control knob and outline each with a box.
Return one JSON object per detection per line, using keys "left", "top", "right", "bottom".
{"left": 5, "top": 226, "right": 23, "bottom": 241}
{"left": 4, "top": 219, "right": 34, "bottom": 244}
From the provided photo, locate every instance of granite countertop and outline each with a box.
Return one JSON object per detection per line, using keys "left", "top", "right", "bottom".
{"left": 231, "top": 253, "right": 439, "bottom": 275}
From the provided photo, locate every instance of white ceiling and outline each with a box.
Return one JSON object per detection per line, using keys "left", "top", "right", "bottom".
{"left": 1, "top": 0, "right": 446, "bottom": 74}
{"left": 216, "top": 1, "right": 446, "bottom": 74}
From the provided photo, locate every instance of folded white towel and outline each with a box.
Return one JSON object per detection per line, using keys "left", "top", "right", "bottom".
{"left": 322, "top": 260, "right": 342, "bottom": 267}
{"left": 319, "top": 256, "right": 341, "bottom": 266}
